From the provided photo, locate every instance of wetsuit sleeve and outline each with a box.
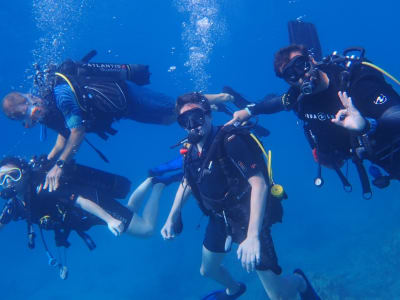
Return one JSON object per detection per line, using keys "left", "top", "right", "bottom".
{"left": 249, "top": 87, "right": 300, "bottom": 115}
{"left": 54, "top": 84, "right": 84, "bottom": 129}
{"left": 351, "top": 76, "right": 400, "bottom": 119}
{"left": 351, "top": 75, "right": 400, "bottom": 136}
{"left": 224, "top": 134, "right": 265, "bottom": 179}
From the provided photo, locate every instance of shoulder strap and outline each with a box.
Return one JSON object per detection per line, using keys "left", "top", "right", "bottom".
{"left": 183, "top": 145, "right": 211, "bottom": 215}
{"left": 54, "top": 72, "right": 87, "bottom": 112}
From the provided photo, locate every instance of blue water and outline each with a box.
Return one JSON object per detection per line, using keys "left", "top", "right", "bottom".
{"left": 1, "top": 0, "right": 400, "bottom": 299}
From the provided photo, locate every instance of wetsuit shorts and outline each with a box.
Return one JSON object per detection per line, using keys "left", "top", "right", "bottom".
{"left": 203, "top": 214, "right": 282, "bottom": 274}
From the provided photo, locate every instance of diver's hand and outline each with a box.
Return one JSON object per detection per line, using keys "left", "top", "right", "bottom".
{"left": 44, "top": 165, "right": 63, "bottom": 192}
{"left": 161, "top": 214, "right": 181, "bottom": 240}
{"left": 225, "top": 109, "right": 251, "bottom": 126}
{"left": 332, "top": 91, "right": 366, "bottom": 132}
{"left": 237, "top": 235, "right": 261, "bottom": 273}
{"left": 107, "top": 218, "right": 124, "bottom": 236}
{"left": 221, "top": 93, "right": 234, "bottom": 103}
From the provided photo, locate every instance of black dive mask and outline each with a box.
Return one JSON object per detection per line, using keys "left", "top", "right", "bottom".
{"left": 177, "top": 108, "right": 208, "bottom": 130}
{"left": 178, "top": 108, "right": 210, "bottom": 144}
{"left": 282, "top": 55, "right": 312, "bottom": 84}
{"left": 282, "top": 55, "right": 321, "bottom": 96}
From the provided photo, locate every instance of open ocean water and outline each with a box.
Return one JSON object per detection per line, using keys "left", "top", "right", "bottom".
{"left": 1, "top": 0, "right": 400, "bottom": 299}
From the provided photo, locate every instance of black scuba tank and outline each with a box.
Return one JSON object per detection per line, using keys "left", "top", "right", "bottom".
{"left": 63, "top": 163, "right": 131, "bottom": 199}
{"left": 77, "top": 62, "right": 150, "bottom": 86}
{"left": 57, "top": 50, "right": 151, "bottom": 86}
{"left": 29, "top": 156, "right": 131, "bottom": 199}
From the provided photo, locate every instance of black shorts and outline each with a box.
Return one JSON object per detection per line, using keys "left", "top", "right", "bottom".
{"left": 81, "top": 189, "right": 133, "bottom": 232}
{"left": 203, "top": 214, "right": 282, "bottom": 274}
{"left": 98, "top": 196, "right": 133, "bottom": 232}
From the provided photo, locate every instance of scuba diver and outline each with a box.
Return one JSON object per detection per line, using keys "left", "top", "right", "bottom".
{"left": 226, "top": 43, "right": 400, "bottom": 198}
{"left": 1, "top": 50, "right": 234, "bottom": 192}
{"left": 0, "top": 155, "right": 168, "bottom": 279}
{"left": 161, "top": 93, "right": 320, "bottom": 300}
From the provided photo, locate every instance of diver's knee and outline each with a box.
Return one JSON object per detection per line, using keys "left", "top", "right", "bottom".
{"left": 200, "top": 263, "right": 218, "bottom": 278}
{"left": 141, "top": 222, "right": 156, "bottom": 237}
{"left": 199, "top": 265, "right": 209, "bottom": 277}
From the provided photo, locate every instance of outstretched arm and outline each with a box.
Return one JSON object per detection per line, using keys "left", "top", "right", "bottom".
{"left": 225, "top": 91, "right": 290, "bottom": 126}
{"left": 45, "top": 84, "right": 87, "bottom": 192}
{"left": 47, "top": 134, "right": 67, "bottom": 161}
{"left": 57, "top": 127, "right": 86, "bottom": 162}
{"left": 204, "top": 93, "right": 233, "bottom": 105}
{"left": 75, "top": 195, "right": 123, "bottom": 236}
{"left": 44, "top": 127, "right": 86, "bottom": 192}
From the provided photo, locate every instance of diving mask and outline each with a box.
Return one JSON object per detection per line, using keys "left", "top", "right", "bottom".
{"left": 0, "top": 168, "right": 22, "bottom": 186}
{"left": 282, "top": 55, "right": 312, "bottom": 84}
{"left": 22, "top": 95, "right": 44, "bottom": 128}
{"left": 177, "top": 107, "right": 208, "bottom": 130}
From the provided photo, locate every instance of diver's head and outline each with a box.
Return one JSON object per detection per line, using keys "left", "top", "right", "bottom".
{"left": 2, "top": 92, "right": 48, "bottom": 128}
{"left": 274, "top": 44, "right": 325, "bottom": 95}
{"left": 176, "top": 92, "right": 212, "bottom": 144}
{"left": 0, "top": 157, "right": 30, "bottom": 197}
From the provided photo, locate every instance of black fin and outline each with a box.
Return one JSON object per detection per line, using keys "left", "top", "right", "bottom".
{"left": 288, "top": 21, "right": 322, "bottom": 61}
{"left": 252, "top": 123, "right": 270, "bottom": 137}
{"left": 80, "top": 50, "right": 97, "bottom": 63}
{"left": 221, "top": 86, "right": 270, "bottom": 137}
{"left": 222, "top": 86, "right": 251, "bottom": 109}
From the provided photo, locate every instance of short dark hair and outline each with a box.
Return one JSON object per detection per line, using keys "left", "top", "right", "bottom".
{"left": 274, "top": 44, "right": 308, "bottom": 78}
{"left": 0, "top": 156, "right": 29, "bottom": 171}
{"left": 175, "top": 92, "right": 211, "bottom": 115}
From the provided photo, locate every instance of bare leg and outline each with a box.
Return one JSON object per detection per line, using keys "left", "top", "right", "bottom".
{"left": 126, "top": 177, "right": 154, "bottom": 213}
{"left": 257, "top": 270, "right": 306, "bottom": 300}
{"left": 200, "top": 246, "right": 241, "bottom": 295}
{"left": 125, "top": 182, "right": 165, "bottom": 237}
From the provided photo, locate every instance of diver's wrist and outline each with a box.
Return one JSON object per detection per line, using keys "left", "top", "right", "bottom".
{"left": 246, "top": 104, "right": 257, "bottom": 116}
{"left": 56, "top": 159, "right": 65, "bottom": 169}
{"left": 246, "top": 231, "right": 260, "bottom": 238}
{"left": 360, "top": 117, "right": 378, "bottom": 136}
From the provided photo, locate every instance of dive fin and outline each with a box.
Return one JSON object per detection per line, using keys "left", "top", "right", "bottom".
{"left": 80, "top": 50, "right": 97, "bottom": 63}
{"left": 222, "top": 86, "right": 251, "bottom": 109}
{"left": 251, "top": 123, "right": 270, "bottom": 137}
{"left": 201, "top": 282, "right": 246, "bottom": 300}
{"left": 221, "top": 86, "right": 270, "bottom": 137}
{"left": 288, "top": 20, "right": 322, "bottom": 61}
{"left": 294, "top": 269, "right": 321, "bottom": 300}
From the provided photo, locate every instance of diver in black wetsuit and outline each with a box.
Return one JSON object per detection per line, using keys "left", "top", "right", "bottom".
{"left": 227, "top": 44, "right": 400, "bottom": 196}
{"left": 0, "top": 156, "right": 167, "bottom": 279}
{"left": 161, "top": 93, "right": 320, "bottom": 300}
